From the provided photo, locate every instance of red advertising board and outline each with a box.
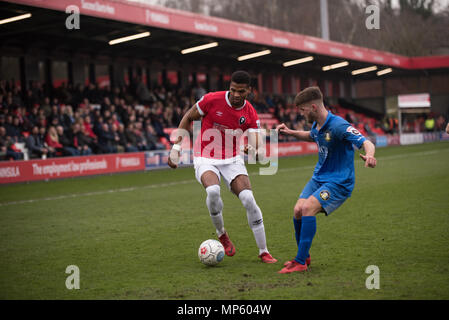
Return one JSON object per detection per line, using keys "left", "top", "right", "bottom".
{"left": 266, "top": 141, "right": 318, "bottom": 157}
{"left": 0, "top": 153, "right": 145, "bottom": 184}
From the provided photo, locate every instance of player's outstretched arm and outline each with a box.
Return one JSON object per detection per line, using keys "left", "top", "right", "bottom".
{"left": 360, "top": 140, "right": 377, "bottom": 168}
{"left": 445, "top": 122, "right": 449, "bottom": 134}
{"left": 168, "top": 105, "right": 202, "bottom": 169}
{"left": 275, "top": 123, "right": 313, "bottom": 142}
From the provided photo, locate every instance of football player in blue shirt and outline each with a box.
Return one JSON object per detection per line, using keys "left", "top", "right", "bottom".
{"left": 276, "top": 86, "right": 377, "bottom": 274}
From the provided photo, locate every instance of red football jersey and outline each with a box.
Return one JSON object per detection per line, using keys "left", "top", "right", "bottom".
{"left": 194, "top": 91, "right": 260, "bottom": 162}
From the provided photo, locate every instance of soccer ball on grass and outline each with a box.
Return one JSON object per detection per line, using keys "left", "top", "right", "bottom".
{"left": 198, "top": 239, "right": 225, "bottom": 266}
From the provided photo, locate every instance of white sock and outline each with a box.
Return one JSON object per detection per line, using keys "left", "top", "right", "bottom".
{"left": 238, "top": 189, "right": 268, "bottom": 255}
{"left": 206, "top": 185, "right": 225, "bottom": 237}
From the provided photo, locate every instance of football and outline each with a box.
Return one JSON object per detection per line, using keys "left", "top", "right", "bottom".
{"left": 198, "top": 239, "right": 225, "bottom": 266}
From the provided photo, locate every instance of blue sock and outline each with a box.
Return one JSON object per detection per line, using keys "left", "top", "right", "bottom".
{"left": 295, "top": 216, "right": 316, "bottom": 265}
{"left": 293, "top": 217, "right": 301, "bottom": 247}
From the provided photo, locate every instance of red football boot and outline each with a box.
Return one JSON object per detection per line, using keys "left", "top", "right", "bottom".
{"left": 278, "top": 260, "right": 308, "bottom": 274}
{"left": 258, "top": 252, "right": 278, "bottom": 263}
{"left": 218, "top": 232, "right": 235, "bottom": 256}
{"left": 284, "top": 256, "right": 311, "bottom": 267}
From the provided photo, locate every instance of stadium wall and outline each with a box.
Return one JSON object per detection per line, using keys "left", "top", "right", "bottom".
{"left": 1, "top": 135, "right": 448, "bottom": 184}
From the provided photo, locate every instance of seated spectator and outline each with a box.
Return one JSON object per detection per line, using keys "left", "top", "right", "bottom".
{"left": 45, "top": 126, "right": 64, "bottom": 156}
{"left": 27, "top": 105, "right": 40, "bottom": 128}
{"left": 0, "top": 126, "right": 23, "bottom": 160}
{"left": 47, "top": 105, "right": 64, "bottom": 126}
{"left": 56, "top": 125, "right": 79, "bottom": 156}
{"left": 134, "top": 122, "right": 148, "bottom": 151}
{"left": 144, "top": 124, "right": 166, "bottom": 151}
{"left": 364, "top": 122, "right": 375, "bottom": 136}
{"left": 117, "top": 123, "right": 137, "bottom": 152}
{"left": 73, "top": 123, "right": 93, "bottom": 156}
{"left": 125, "top": 123, "right": 139, "bottom": 151}
{"left": 26, "top": 126, "right": 50, "bottom": 158}
{"left": 62, "top": 105, "right": 76, "bottom": 130}
{"left": 4, "top": 115, "right": 23, "bottom": 143}
{"left": 111, "top": 123, "right": 124, "bottom": 153}
{"left": 83, "top": 115, "right": 98, "bottom": 141}
{"left": 97, "top": 123, "right": 117, "bottom": 154}
{"left": 345, "top": 111, "right": 359, "bottom": 126}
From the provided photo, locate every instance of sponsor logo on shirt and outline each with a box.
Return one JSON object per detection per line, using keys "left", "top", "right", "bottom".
{"left": 346, "top": 126, "right": 361, "bottom": 135}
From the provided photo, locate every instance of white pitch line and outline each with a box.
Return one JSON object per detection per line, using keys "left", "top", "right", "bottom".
{"left": 0, "top": 148, "right": 447, "bottom": 207}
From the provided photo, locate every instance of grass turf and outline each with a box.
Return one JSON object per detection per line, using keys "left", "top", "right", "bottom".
{"left": 0, "top": 141, "right": 448, "bottom": 299}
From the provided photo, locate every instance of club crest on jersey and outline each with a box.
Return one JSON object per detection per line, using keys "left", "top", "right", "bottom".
{"left": 324, "top": 131, "right": 332, "bottom": 142}
{"left": 320, "top": 190, "right": 330, "bottom": 201}
{"left": 239, "top": 116, "right": 246, "bottom": 125}
{"left": 346, "top": 126, "right": 361, "bottom": 135}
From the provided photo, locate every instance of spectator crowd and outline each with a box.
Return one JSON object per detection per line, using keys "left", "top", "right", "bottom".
{"left": 0, "top": 79, "right": 194, "bottom": 161}
{"left": 1, "top": 78, "right": 448, "bottom": 161}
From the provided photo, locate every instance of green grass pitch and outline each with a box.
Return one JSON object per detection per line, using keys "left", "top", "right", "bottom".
{"left": 1, "top": 141, "right": 448, "bottom": 299}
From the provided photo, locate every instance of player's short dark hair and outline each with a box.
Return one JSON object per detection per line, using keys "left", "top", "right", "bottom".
{"left": 231, "top": 70, "right": 251, "bottom": 86}
{"left": 294, "top": 86, "right": 323, "bottom": 106}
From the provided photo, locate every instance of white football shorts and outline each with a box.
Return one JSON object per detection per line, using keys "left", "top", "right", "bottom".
{"left": 194, "top": 156, "right": 248, "bottom": 190}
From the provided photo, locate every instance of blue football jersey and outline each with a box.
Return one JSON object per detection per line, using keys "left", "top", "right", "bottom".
{"left": 309, "top": 111, "right": 366, "bottom": 194}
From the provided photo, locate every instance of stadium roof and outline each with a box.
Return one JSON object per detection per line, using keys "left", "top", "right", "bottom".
{"left": 1, "top": 0, "right": 449, "bottom": 80}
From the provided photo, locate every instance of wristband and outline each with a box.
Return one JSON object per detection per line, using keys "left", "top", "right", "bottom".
{"left": 172, "top": 144, "right": 181, "bottom": 151}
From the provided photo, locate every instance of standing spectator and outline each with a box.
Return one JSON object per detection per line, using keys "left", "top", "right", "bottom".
{"left": 435, "top": 115, "right": 446, "bottom": 131}
{"left": 425, "top": 115, "right": 435, "bottom": 132}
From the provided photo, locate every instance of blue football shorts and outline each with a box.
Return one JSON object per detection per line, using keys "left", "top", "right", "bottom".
{"left": 299, "top": 179, "right": 351, "bottom": 215}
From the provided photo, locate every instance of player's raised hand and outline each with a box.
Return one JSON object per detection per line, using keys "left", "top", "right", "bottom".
{"left": 276, "top": 123, "right": 291, "bottom": 136}
{"left": 360, "top": 153, "right": 377, "bottom": 168}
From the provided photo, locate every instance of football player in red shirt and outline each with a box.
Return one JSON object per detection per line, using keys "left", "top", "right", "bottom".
{"left": 168, "top": 71, "right": 277, "bottom": 263}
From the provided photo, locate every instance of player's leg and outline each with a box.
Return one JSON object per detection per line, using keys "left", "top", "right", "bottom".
{"left": 287, "top": 179, "right": 320, "bottom": 264}
{"left": 229, "top": 172, "right": 277, "bottom": 263}
{"left": 293, "top": 195, "right": 321, "bottom": 265}
{"left": 293, "top": 198, "right": 307, "bottom": 246}
{"left": 279, "top": 196, "right": 321, "bottom": 274}
{"left": 201, "top": 170, "right": 225, "bottom": 235}
{"left": 294, "top": 185, "right": 348, "bottom": 266}
{"left": 280, "top": 183, "right": 348, "bottom": 273}
{"left": 283, "top": 198, "right": 311, "bottom": 266}
{"left": 196, "top": 165, "right": 236, "bottom": 257}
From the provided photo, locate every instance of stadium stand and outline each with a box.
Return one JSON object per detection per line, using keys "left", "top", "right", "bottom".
{"left": 3, "top": 75, "right": 444, "bottom": 161}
